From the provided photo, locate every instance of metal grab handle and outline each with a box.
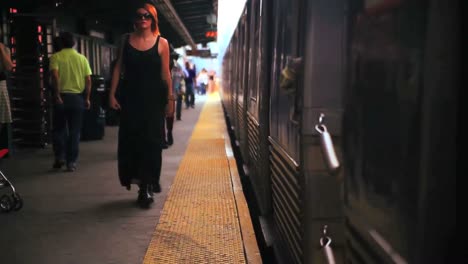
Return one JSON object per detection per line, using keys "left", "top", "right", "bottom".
{"left": 315, "top": 114, "right": 340, "bottom": 173}
{"left": 320, "top": 225, "right": 336, "bottom": 264}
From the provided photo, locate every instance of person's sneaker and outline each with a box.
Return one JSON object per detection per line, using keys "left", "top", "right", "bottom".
{"left": 66, "top": 163, "right": 76, "bottom": 172}
{"left": 137, "top": 185, "right": 154, "bottom": 208}
{"left": 53, "top": 160, "right": 65, "bottom": 169}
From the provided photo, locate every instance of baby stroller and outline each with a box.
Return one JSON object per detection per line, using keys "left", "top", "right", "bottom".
{"left": 0, "top": 149, "right": 23, "bottom": 212}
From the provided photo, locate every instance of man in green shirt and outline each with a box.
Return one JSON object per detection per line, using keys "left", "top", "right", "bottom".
{"left": 50, "top": 32, "right": 92, "bottom": 172}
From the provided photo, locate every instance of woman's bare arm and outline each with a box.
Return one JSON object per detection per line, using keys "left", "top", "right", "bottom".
{"left": 0, "top": 43, "right": 14, "bottom": 71}
{"left": 159, "top": 37, "right": 173, "bottom": 100}
{"left": 109, "top": 34, "right": 127, "bottom": 109}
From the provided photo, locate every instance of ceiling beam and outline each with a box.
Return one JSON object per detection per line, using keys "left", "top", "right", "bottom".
{"left": 151, "top": 0, "right": 197, "bottom": 49}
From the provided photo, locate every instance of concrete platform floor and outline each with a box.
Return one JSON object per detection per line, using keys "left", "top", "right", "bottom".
{"left": 0, "top": 95, "right": 206, "bottom": 264}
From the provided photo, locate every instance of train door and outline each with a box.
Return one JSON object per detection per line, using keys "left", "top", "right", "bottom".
{"left": 245, "top": 0, "right": 272, "bottom": 216}
{"left": 232, "top": 28, "right": 241, "bottom": 141}
{"left": 222, "top": 44, "right": 233, "bottom": 118}
{"left": 228, "top": 32, "right": 238, "bottom": 131}
{"left": 268, "top": 0, "right": 303, "bottom": 263}
{"left": 342, "top": 0, "right": 458, "bottom": 263}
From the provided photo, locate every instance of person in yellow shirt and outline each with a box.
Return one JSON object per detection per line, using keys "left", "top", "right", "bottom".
{"left": 49, "top": 32, "right": 92, "bottom": 172}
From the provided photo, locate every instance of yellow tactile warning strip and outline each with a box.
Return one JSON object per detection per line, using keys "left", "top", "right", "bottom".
{"left": 143, "top": 93, "right": 261, "bottom": 264}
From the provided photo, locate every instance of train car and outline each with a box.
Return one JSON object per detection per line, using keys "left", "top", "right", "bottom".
{"left": 222, "top": 0, "right": 458, "bottom": 263}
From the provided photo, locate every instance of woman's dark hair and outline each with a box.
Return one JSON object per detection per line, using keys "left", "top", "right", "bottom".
{"left": 59, "top": 32, "right": 75, "bottom": 48}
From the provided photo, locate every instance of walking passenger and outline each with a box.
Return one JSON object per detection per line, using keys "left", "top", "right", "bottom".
{"left": 0, "top": 41, "right": 13, "bottom": 151}
{"left": 108, "top": 3, "right": 174, "bottom": 208}
{"left": 161, "top": 47, "right": 181, "bottom": 147}
{"left": 171, "top": 56, "right": 184, "bottom": 121}
{"left": 183, "top": 61, "right": 196, "bottom": 108}
{"left": 196, "top": 68, "right": 209, "bottom": 95}
{"left": 208, "top": 70, "right": 216, "bottom": 93}
{"left": 49, "top": 32, "right": 92, "bottom": 172}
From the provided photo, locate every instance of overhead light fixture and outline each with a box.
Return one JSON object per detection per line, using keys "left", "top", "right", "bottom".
{"left": 206, "top": 13, "right": 217, "bottom": 26}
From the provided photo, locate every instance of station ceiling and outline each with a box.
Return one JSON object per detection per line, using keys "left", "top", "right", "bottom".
{"left": 2, "top": 0, "right": 217, "bottom": 48}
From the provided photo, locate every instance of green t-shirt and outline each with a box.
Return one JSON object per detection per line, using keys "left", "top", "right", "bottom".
{"left": 49, "top": 48, "right": 92, "bottom": 94}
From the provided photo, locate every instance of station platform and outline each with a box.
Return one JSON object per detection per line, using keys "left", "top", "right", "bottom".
{"left": 0, "top": 93, "right": 262, "bottom": 264}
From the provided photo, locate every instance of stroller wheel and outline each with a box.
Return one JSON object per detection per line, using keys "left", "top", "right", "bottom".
{"left": 0, "top": 194, "right": 13, "bottom": 212}
{"left": 12, "top": 193, "right": 23, "bottom": 211}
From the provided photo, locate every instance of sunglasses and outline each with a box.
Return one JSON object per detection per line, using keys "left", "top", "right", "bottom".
{"left": 134, "top": 13, "right": 152, "bottom": 21}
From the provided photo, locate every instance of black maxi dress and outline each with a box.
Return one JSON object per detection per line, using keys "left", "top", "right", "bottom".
{"left": 118, "top": 35, "right": 167, "bottom": 189}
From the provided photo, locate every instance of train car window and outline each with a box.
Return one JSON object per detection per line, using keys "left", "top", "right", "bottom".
{"left": 344, "top": 0, "right": 427, "bottom": 261}
{"left": 237, "top": 12, "right": 247, "bottom": 107}
{"left": 269, "top": 0, "right": 301, "bottom": 159}
{"left": 247, "top": 0, "right": 262, "bottom": 118}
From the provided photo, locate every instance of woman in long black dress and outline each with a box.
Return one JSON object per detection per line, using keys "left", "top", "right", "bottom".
{"left": 109, "top": 3, "right": 174, "bottom": 208}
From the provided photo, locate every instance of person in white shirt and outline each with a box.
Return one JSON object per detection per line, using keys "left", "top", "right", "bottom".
{"left": 172, "top": 61, "right": 184, "bottom": 120}
{"left": 196, "top": 68, "right": 209, "bottom": 95}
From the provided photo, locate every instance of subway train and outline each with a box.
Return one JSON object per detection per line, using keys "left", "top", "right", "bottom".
{"left": 221, "top": 0, "right": 458, "bottom": 263}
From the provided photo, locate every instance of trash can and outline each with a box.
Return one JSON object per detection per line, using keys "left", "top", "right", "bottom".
{"left": 81, "top": 75, "right": 105, "bottom": 140}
